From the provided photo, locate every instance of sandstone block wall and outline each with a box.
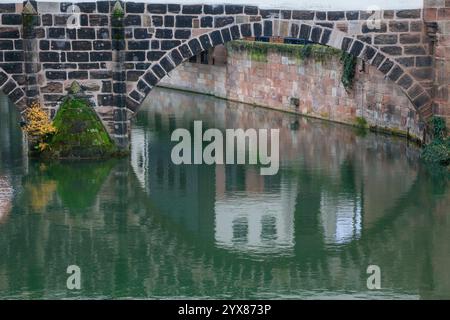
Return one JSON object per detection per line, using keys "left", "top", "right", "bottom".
{"left": 160, "top": 45, "right": 424, "bottom": 139}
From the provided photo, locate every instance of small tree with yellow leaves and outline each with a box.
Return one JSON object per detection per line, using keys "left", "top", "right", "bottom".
{"left": 23, "top": 101, "right": 57, "bottom": 153}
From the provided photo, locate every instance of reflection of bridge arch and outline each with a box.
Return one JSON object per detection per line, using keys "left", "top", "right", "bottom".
{"left": 131, "top": 88, "right": 423, "bottom": 253}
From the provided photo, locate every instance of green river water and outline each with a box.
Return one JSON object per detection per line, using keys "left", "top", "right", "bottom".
{"left": 0, "top": 88, "right": 449, "bottom": 299}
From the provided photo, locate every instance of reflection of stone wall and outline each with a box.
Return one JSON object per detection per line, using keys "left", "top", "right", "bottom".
{"left": 160, "top": 45, "right": 424, "bottom": 139}
{"left": 146, "top": 88, "right": 421, "bottom": 232}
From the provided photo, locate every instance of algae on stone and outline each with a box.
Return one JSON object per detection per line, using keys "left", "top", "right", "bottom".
{"left": 48, "top": 96, "right": 116, "bottom": 159}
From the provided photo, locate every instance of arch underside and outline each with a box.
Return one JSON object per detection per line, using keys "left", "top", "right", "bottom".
{"left": 0, "top": 68, "right": 27, "bottom": 113}
{"left": 130, "top": 22, "right": 432, "bottom": 122}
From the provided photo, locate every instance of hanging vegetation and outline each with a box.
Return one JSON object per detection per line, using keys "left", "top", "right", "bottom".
{"left": 227, "top": 41, "right": 357, "bottom": 89}
{"left": 422, "top": 117, "right": 450, "bottom": 167}
{"left": 340, "top": 51, "right": 357, "bottom": 91}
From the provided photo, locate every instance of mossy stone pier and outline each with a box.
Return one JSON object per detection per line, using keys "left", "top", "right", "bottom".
{"left": 47, "top": 94, "right": 118, "bottom": 159}
{"left": 1, "top": 1, "right": 450, "bottom": 150}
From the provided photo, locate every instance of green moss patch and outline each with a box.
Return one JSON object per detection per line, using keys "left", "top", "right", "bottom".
{"left": 227, "top": 41, "right": 342, "bottom": 63}
{"left": 47, "top": 96, "right": 117, "bottom": 159}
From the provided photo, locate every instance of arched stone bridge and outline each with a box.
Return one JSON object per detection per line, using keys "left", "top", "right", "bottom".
{"left": 0, "top": 0, "right": 449, "bottom": 148}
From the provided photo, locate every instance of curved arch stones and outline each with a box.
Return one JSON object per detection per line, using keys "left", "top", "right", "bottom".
{"left": 132, "top": 22, "right": 432, "bottom": 121}
{"left": 0, "top": 2, "right": 437, "bottom": 148}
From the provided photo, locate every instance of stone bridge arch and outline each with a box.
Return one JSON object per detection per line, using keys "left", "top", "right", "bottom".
{"left": 129, "top": 21, "right": 432, "bottom": 122}
{"left": 0, "top": 66, "right": 27, "bottom": 112}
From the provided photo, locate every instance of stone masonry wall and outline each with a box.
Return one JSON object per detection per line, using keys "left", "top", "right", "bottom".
{"left": 0, "top": 1, "right": 438, "bottom": 147}
{"left": 160, "top": 45, "right": 424, "bottom": 139}
{"left": 424, "top": 0, "right": 450, "bottom": 127}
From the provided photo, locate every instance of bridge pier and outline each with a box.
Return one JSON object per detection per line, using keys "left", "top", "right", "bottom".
{"left": 424, "top": 0, "right": 450, "bottom": 128}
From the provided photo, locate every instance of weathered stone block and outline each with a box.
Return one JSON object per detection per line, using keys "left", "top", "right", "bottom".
{"left": 224, "top": 5, "right": 243, "bottom": 15}
{"left": 39, "top": 51, "right": 60, "bottom": 62}
{"left": 78, "top": 63, "right": 99, "bottom": 70}
{"left": 240, "top": 24, "right": 252, "bottom": 37}
{"left": 2, "top": 14, "right": 22, "bottom": 25}
{"left": 210, "top": 30, "right": 223, "bottom": 46}
{"left": 152, "top": 64, "right": 166, "bottom": 78}
{"left": 182, "top": 5, "right": 202, "bottom": 15}
{"left": 199, "top": 34, "right": 212, "bottom": 50}
{"left": 67, "top": 52, "right": 89, "bottom": 62}
{"left": 176, "top": 16, "right": 194, "bottom": 28}
{"left": 310, "top": 27, "right": 322, "bottom": 43}
{"left": 381, "top": 46, "right": 403, "bottom": 55}
{"left": 90, "top": 52, "right": 112, "bottom": 62}
{"left": 90, "top": 70, "right": 112, "bottom": 79}
{"left": 46, "top": 71, "right": 67, "bottom": 80}
{"left": 155, "top": 29, "right": 173, "bottom": 39}
{"left": 128, "top": 40, "right": 149, "bottom": 50}
{"left": 126, "top": 2, "right": 145, "bottom": 13}
{"left": 68, "top": 71, "right": 88, "bottom": 79}
{"left": 389, "top": 21, "right": 409, "bottom": 32}
{"left": 77, "top": 28, "right": 96, "bottom": 39}
{"left": 404, "top": 46, "right": 427, "bottom": 55}
{"left": 125, "top": 51, "right": 145, "bottom": 61}
{"left": 98, "top": 94, "right": 114, "bottom": 106}
{"left": 170, "top": 49, "right": 183, "bottom": 65}
{"left": 0, "top": 40, "right": 13, "bottom": 50}
{"left": 215, "top": 16, "right": 234, "bottom": 28}
{"left": 161, "top": 40, "right": 180, "bottom": 50}
{"left": 175, "top": 29, "right": 191, "bottom": 39}
{"left": 328, "top": 11, "right": 345, "bottom": 21}
{"left": 397, "top": 74, "right": 413, "bottom": 89}
{"left": 244, "top": 6, "right": 258, "bottom": 16}
{"left": 51, "top": 40, "right": 71, "bottom": 51}
{"left": 164, "top": 15, "right": 175, "bottom": 27}
{"left": 396, "top": 9, "right": 421, "bottom": 19}
{"left": 147, "top": 51, "right": 165, "bottom": 61}
{"left": 374, "top": 34, "right": 398, "bottom": 44}
{"left": 0, "top": 27, "right": 20, "bottom": 39}
{"left": 371, "top": 53, "right": 386, "bottom": 68}
{"left": 379, "top": 59, "right": 395, "bottom": 74}
{"left": 144, "top": 71, "right": 159, "bottom": 86}
{"left": 388, "top": 65, "right": 404, "bottom": 81}
{"left": 201, "top": 16, "right": 213, "bottom": 28}
{"left": 168, "top": 4, "right": 181, "bottom": 14}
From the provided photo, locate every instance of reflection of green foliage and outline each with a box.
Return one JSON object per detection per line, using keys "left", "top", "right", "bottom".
{"left": 27, "top": 160, "right": 117, "bottom": 212}
{"left": 50, "top": 161, "right": 116, "bottom": 211}
{"left": 422, "top": 117, "right": 450, "bottom": 167}
{"left": 48, "top": 97, "right": 117, "bottom": 159}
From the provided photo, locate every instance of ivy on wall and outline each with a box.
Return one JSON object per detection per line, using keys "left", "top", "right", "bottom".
{"left": 226, "top": 41, "right": 357, "bottom": 90}
{"left": 422, "top": 117, "right": 450, "bottom": 167}
{"left": 340, "top": 52, "right": 357, "bottom": 91}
